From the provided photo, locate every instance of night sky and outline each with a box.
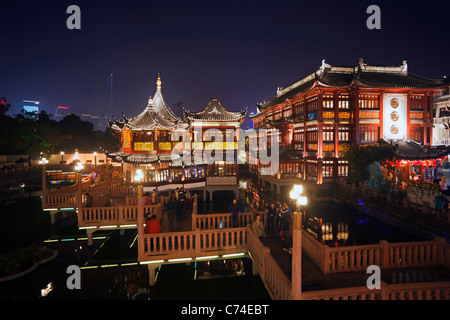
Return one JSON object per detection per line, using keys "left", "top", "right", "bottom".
{"left": 1, "top": 0, "right": 450, "bottom": 128}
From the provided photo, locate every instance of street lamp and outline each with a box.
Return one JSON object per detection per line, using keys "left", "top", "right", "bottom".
{"left": 60, "top": 151, "right": 64, "bottom": 164}
{"left": 290, "top": 184, "right": 307, "bottom": 209}
{"left": 93, "top": 151, "right": 97, "bottom": 169}
{"left": 135, "top": 169, "right": 145, "bottom": 243}
{"left": 75, "top": 161, "right": 84, "bottom": 209}
{"left": 289, "top": 184, "right": 306, "bottom": 300}
{"left": 39, "top": 157, "right": 49, "bottom": 209}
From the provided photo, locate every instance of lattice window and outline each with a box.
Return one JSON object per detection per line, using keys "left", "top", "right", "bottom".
{"left": 293, "top": 129, "right": 304, "bottom": 143}
{"left": 294, "top": 101, "right": 305, "bottom": 116}
{"left": 339, "top": 95, "right": 349, "bottom": 109}
{"left": 410, "top": 95, "right": 423, "bottom": 111}
{"left": 410, "top": 127, "right": 423, "bottom": 142}
{"left": 358, "top": 94, "right": 379, "bottom": 109}
{"left": 322, "top": 126, "right": 334, "bottom": 142}
{"left": 322, "top": 95, "right": 334, "bottom": 109}
{"left": 307, "top": 97, "right": 319, "bottom": 113}
{"left": 338, "top": 127, "right": 350, "bottom": 142}
{"left": 359, "top": 126, "right": 379, "bottom": 144}
{"left": 322, "top": 161, "right": 334, "bottom": 178}
{"left": 283, "top": 106, "right": 292, "bottom": 118}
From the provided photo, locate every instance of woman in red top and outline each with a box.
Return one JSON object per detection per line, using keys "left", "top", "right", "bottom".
{"left": 145, "top": 214, "right": 161, "bottom": 233}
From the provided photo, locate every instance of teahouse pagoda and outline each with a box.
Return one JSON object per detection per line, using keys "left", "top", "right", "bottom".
{"left": 106, "top": 75, "right": 248, "bottom": 200}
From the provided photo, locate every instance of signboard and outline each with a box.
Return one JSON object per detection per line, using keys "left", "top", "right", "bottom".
{"left": 122, "top": 129, "right": 132, "bottom": 153}
{"left": 383, "top": 94, "right": 407, "bottom": 140}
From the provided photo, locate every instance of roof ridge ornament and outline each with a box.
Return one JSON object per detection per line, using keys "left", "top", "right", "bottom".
{"left": 156, "top": 72, "right": 162, "bottom": 90}
{"left": 359, "top": 58, "right": 367, "bottom": 70}
{"left": 401, "top": 60, "right": 408, "bottom": 73}
{"left": 147, "top": 95, "right": 153, "bottom": 108}
{"left": 319, "top": 59, "right": 331, "bottom": 74}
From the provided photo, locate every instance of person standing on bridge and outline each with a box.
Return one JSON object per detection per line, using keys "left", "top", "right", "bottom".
{"left": 252, "top": 214, "right": 265, "bottom": 241}
{"left": 145, "top": 214, "right": 161, "bottom": 234}
{"left": 266, "top": 203, "right": 276, "bottom": 234}
{"left": 229, "top": 198, "right": 240, "bottom": 227}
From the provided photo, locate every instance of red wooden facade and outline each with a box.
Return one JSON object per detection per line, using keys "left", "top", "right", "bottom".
{"left": 249, "top": 59, "right": 449, "bottom": 183}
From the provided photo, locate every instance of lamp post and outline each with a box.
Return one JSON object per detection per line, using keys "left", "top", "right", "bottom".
{"left": 135, "top": 169, "right": 144, "bottom": 237}
{"left": 93, "top": 152, "right": 97, "bottom": 169}
{"left": 289, "top": 184, "right": 307, "bottom": 300}
{"left": 39, "top": 157, "right": 49, "bottom": 209}
{"left": 75, "top": 161, "right": 84, "bottom": 210}
{"left": 60, "top": 151, "right": 64, "bottom": 165}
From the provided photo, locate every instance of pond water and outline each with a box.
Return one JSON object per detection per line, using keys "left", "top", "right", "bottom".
{"left": 303, "top": 200, "right": 426, "bottom": 247}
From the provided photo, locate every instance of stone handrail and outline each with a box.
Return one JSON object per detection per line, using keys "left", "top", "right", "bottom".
{"left": 78, "top": 203, "right": 161, "bottom": 228}
{"left": 43, "top": 184, "right": 137, "bottom": 209}
{"left": 246, "top": 225, "right": 292, "bottom": 300}
{"left": 301, "top": 230, "right": 328, "bottom": 273}
{"left": 300, "top": 281, "right": 450, "bottom": 300}
{"left": 45, "top": 191, "right": 77, "bottom": 208}
{"left": 138, "top": 227, "right": 248, "bottom": 261}
{"left": 383, "top": 238, "right": 446, "bottom": 268}
{"left": 194, "top": 211, "right": 267, "bottom": 230}
{"left": 302, "top": 227, "right": 448, "bottom": 274}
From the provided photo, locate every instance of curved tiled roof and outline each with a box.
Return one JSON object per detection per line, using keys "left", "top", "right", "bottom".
{"left": 184, "top": 98, "right": 247, "bottom": 123}
{"left": 109, "top": 75, "right": 188, "bottom": 131}
{"left": 380, "top": 139, "right": 450, "bottom": 160}
{"left": 259, "top": 60, "right": 449, "bottom": 111}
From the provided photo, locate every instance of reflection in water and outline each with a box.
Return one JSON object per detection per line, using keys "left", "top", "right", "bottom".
{"left": 195, "top": 259, "right": 245, "bottom": 280}
{"left": 305, "top": 216, "right": 349, "bottom": 246}
{"left": 303, "top": 201, "right": 424, "bottom": 247}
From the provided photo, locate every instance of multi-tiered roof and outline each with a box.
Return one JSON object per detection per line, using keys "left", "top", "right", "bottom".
{"left": 107, "top": 74, "right": 188, "bottom": 132}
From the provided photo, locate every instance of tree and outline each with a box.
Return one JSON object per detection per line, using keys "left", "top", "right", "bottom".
{"left": 343, "top": 143, "right": 395, "bottom": 185}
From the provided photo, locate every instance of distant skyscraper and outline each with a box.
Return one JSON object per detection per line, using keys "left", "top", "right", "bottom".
{"left": 22, "top": 100, "right": 40, "bottom": 114}
{"left": 81, "top": 113, "right": 101, "bottom": 131}
{"left": 54, "top": 106, "right": 70, "bottom": 121}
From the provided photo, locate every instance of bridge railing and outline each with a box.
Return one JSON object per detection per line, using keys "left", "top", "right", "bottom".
{"left": 302, "top": 228, "right": 448, "bottom": 274}
{"left": 138, "top": 227, "right": 248, "bottom": 261}
{"left": 78, "top": 203, "right": 161, "bottom": 228}
{"left": 300, "top": 281, "right": 450, "bottom": 300}
{"left": 246, "top": 224, "right": 292, "bottom": 300}
{"left": 193, "top": 211, "right": 267, "bottom": 230}
{"left": 43, "top": 183, "right": 137, "bottom": 209}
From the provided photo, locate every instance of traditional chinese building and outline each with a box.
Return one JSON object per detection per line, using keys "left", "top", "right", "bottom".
{"left": 183, "top": 98, "right": 247, "bottom": 200}
{"left": 249, "top": 59, "right": 450, "bottom": 184}
{"left": 106, "top": 75, "right": 247, "bottom": 200}
{"left": 432, "top": 89, "right": 450, "bottom": 146}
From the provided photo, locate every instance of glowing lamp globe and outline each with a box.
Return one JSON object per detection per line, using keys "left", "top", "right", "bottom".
{"left": 297, "top": 196, "right": 308, "bottom": 206}
{"left": 293, "top": 185, "right": 303, "bottom": 194}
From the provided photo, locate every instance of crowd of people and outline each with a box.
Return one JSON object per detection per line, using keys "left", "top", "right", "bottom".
{"left": 143, "top": 187, "right": 195, "bottom": 234}
{"left": 86, "top": 183, "right": 294, "bottom": 249}
{"left": 228, "top": 197, "right": 294, "bottom": 248}
{"left": 266, "top": 202, "right": 293, "bottom": 247}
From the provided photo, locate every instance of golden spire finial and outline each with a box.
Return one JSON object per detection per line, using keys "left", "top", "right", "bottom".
{"left": 156, "top": 72, "right": 162, "bottom": 90}
{"left": 147, "top": 95, "right": 153, "bottom": 107}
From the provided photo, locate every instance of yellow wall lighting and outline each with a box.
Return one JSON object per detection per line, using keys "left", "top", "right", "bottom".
{"left": 222, "top": 253, "right": 245, "bottom": 258}
{"left": 140, "top": 260, "right": 165, "bottom": 264}
{"left": 196, "top": 255, "right": 219, "bottom": 260}
{"left": 168, "top": 258, "right": 192, "bottom": 263}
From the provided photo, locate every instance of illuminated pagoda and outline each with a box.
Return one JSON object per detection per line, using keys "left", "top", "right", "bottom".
{"left": 183, "top": 98, "right": 248, "bottom": 200}
{"left": 106, "top": 75, "right": 248, "bottom": 199}
{"left": 249, "top": 59, "right": 450, "bottom": 184}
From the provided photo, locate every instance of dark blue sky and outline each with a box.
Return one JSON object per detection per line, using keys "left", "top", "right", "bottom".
{"left": 1, "top": 0, "right": 449, "bottom": 128}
